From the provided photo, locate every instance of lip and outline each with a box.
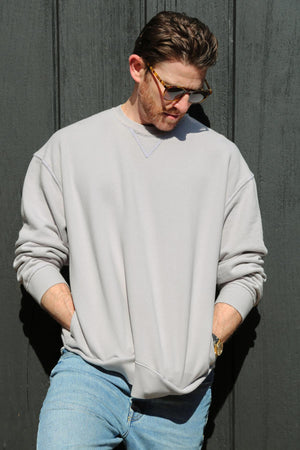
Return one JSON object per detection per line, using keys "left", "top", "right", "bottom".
{"left": 163, "top": 112, "right": 180, "bottom": 119}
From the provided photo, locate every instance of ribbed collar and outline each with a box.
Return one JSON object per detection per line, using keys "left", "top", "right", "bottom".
{"left": 113, "top": 104, "right": 189, "bottom": 139}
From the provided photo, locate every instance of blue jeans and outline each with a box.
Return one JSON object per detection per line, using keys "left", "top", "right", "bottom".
{"left": 37, "top": 349, "right": 213, "bottom": 449}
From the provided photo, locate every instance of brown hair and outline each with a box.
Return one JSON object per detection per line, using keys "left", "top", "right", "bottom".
{"left": 133, "top": 11, "right": 218, "bottom": 68}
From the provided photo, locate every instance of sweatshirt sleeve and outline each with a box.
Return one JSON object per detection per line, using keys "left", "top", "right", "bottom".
{"left": 216, "top": 150, "right": 267, "bottom": 320}
{"left": 14, "top": 135, "right": 69, "bottom": 303}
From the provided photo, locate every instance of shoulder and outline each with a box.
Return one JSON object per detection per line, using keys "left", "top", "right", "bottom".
{"left": 56, "top": 107, "right": 116, "bottom": 140}
{"left": 181, "top": 115, "right": 240, "bottom": 156}
{"left": 34, "top": 107, "right": 117, "bottom": 160}
{"left": 181, "top": 115, "right": 253, "bottom": 179}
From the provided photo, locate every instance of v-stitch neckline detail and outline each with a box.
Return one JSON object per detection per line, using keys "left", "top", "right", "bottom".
{"left": 128, "top": 127, "right": 163, "bottom": 159}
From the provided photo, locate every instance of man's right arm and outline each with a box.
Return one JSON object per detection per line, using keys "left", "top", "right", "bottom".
{"left": 41, "top": 283, "right": 75, "bottom": 331}
{"left": 14, "top": 135, "right": 70, "bottom": 312}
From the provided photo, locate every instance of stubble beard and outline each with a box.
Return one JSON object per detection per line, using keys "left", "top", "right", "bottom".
{"left": 138, "top": 79, "right": 184, "bottom": 132}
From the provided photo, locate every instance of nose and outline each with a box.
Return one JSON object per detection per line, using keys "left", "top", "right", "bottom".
{"left": 173, "top": 93, "right": 191, "bottom": 113}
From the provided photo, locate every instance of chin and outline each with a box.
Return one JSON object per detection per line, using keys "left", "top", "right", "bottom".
{"left": 156, "top": 123, "right": 178, "bottom": 132}
{"left": 154, "top": 115, "right": 183, "bottom": 132}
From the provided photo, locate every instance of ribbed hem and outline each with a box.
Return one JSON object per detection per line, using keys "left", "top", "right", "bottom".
{"left": 27, "top": 265, "right": 68, "bottom": 304}
{"left": 131, "top": 362, "right": 212, "bottom": 399}
{"left": 215, "top": 283, "right": 255, "bottom": 320}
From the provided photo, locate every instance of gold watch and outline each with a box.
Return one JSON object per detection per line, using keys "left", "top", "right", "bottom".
{"left": 212, "top": 333, "right": 223, "bottom": 356}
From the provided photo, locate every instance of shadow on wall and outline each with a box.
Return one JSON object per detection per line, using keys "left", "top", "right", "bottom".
{"left": 188, "top": 103, "right": 211, "bottom": 127}
{"left": 19, "top": 263, "right": 70, "bottom": 374}
{"left": 203, "top": 308, "right": 260, "bottom": 448}
{"left": 19, "top": 287, "right": 62, "bottom": 374}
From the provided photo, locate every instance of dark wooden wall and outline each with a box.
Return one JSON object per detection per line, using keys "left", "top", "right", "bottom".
{"left": 1, "top": 1, "right": 299, "bottom": 448}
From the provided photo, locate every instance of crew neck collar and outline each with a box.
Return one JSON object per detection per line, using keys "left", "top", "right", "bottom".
{"left": 113, "top": 104, "right": 188, "bottom": 138}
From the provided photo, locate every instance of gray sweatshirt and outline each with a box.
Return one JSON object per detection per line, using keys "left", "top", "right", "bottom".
{"left": 14, "top": 106, "right": 267, "bottom": 399}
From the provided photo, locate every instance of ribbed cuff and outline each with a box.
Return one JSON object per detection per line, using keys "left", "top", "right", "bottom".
{"left": 27, "top": 265, "right": 69, "bottom": 304}
{"left": 215, "top": 282, "right": 255, "bottom": 321}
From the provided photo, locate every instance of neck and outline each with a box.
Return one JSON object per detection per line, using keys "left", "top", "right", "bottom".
{"left": 122, "top": 86, "right": 145, "bottom": 124}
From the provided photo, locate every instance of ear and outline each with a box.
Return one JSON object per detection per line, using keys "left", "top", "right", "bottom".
{"left": 128, "top": 54, "right": 147, "bottom": 83}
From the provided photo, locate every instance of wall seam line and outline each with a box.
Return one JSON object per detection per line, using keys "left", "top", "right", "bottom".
{"left": 52, "top": 0, "right": 61, "bottom": 131}
{"left": 231, "top": 2, "right": 237, "bottom": 448}
{"left": 231, "top": 0, "right": 236, "bottom": 144}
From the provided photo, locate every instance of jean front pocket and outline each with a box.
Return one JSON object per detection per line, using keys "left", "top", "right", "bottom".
{"left": 50, "top": 348, "right": 78, "bottom": 378}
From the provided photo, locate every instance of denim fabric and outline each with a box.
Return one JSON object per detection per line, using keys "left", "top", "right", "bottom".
{"left": 37, "top": 349, "right": 213, "bottom": 449}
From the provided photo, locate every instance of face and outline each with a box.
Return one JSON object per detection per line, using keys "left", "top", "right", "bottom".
{"left": 137, "top": 60, "right": 208, "bottom": 132}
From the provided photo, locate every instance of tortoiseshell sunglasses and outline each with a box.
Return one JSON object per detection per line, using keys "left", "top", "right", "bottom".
{"left": 147, "top": 64, "right": 212, "bottom": 104}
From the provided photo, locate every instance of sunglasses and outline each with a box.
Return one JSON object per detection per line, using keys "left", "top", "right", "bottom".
{"left": 147, "top": 64, "right": 212, "bottom": 104}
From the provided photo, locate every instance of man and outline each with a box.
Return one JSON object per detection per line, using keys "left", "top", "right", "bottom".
{"left": 14, "top": 11, "right": 267, "bottom": 449}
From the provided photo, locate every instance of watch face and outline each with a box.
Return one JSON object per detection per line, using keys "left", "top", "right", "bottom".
{"left": 215, "top": 342, "right": 223, "bottom": 356}
{"left": 212, "top": 334, "right": 223, "bottom": 356}
{"left": 214, "top": 339, "right": 223, "bottom": 356}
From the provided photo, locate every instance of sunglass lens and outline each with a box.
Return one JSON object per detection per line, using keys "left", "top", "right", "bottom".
{"left": 189, "top": 92, "right": 205, "bottom": 103}
{"left": 164, "top": 88, "right": 186, "bottom": 101}
{"left": 164, "top": 88, "right": 206, "bottom": 103}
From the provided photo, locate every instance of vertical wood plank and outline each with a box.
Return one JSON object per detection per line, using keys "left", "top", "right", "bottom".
{"left": 234, "top": 0, "right": 300, "bottom": 448}
{"left": 0, "top": 0, "right": 57, "bottom": 447}
{"left": 58, "top": 0, "right": 145, "bottom": 126}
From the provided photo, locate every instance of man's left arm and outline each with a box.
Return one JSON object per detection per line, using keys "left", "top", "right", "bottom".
{"left": 215, "top": 167, "right": 267, "bottom": 345}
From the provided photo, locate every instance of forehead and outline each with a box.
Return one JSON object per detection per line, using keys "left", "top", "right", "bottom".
{"left": 153, "top": 60, "right": 208, "bottom": 89}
